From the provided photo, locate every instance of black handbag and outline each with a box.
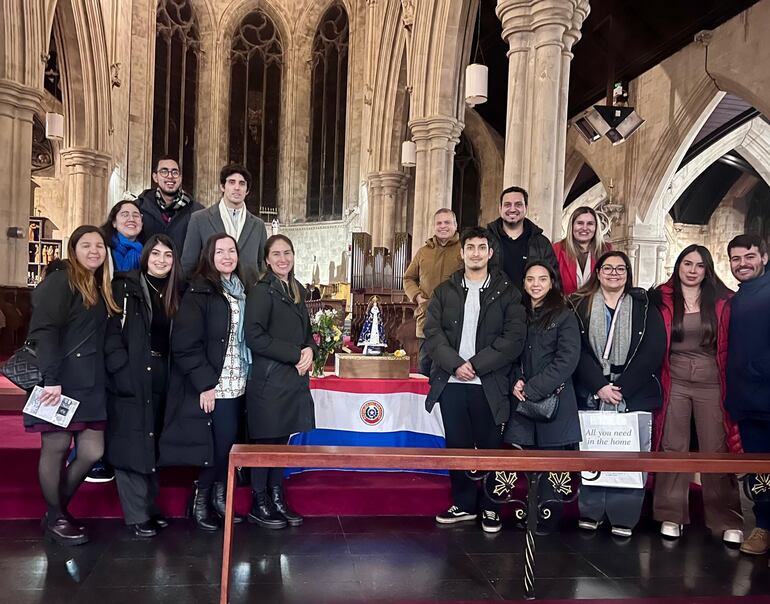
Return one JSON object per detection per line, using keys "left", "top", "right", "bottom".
{"left": 1, "top": 328, "right": 99, "bottom": 391}
{"left": 0, "top": 343, "right": 41, "bottom": 390}
{"left": 515, "top": 384, "right": 564, "bottom": 422}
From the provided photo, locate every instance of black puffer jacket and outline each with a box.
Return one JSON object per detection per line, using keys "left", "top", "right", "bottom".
{"left": 159, "top": 277, "right": 231, "bottom": 467}
{"left": 424, "top": 269, "right": 526, "bottom": 424}
{"left": 23, "top": 269, "right": 109, "bottom": 427}
{"left": 504, "top": 307, "right": 581, "bottom": 448}
{"left": 245, "top": 272, "right": 317, "bottom": 439}
{"left": 570, "top": 288, "right": 666, "bottom": 412}
{"left": 104, "top": 271, "right": 170, "bottom": 473}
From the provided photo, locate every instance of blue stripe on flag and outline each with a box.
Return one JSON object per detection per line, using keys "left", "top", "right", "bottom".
{"left": 285, "top": 429, "right": 447, "bottom": 475}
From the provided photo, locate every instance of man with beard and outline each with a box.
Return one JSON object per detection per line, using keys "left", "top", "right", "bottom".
{"left": 181, "top": 163, "right": 267, "bottom": 284}
{"left": 136, "top": 156, "right": 203, "bottom": 254}
{"left": 725, "top": 234, "right": 770, "bottom": 557}
{"left": 486, "top": 186, "right": 558, "bottom": 292}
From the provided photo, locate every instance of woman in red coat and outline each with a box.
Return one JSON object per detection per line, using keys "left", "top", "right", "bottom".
{"left": 651, "top": 244, "right": 743, "bottom": 544}
{"left": 553, "top": 206, "right": 611, "bottom": 295}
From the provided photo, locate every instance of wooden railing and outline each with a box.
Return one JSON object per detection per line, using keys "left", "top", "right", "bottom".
{"left": 219, "top": 446, "right": 770, "bottom": 604}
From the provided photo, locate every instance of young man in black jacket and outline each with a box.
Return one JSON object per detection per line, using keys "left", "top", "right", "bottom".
{"left": 725, "top": 234, "right": 770, "bottom": 556}
{"left": 424, "top": 226, "right": 526, "bottom": 533}
{"left": 486, "top": 186, "right": 558, "bottom": 292}
{"left": 136, "top": 156, "right": 203, "bottom": 254}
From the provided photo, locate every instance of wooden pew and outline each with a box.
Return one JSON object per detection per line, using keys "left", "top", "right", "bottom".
{"left": 219, "top": 446, "right": 770, "bottom": 604}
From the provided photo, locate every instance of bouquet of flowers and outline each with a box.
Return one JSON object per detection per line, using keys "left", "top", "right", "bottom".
{"left": 310, "top": 309, "right": 343, "bottom": 376}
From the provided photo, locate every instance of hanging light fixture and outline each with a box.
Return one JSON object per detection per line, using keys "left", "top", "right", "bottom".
{"left": 45, "top": 112, "right": 64, "bottom": 140}
{"left": 401, "top": 140, "right": 416, "bottom": 167}
{"left": 465, "top": 64, "right": 488, "bottom": 107}
{"left": 465, "top": 5, "right": 487, "bottom": 107}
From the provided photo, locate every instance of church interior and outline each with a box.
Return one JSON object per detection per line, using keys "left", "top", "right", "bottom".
{"left": 1, "top": 0, "right": 770, "bottom": 603}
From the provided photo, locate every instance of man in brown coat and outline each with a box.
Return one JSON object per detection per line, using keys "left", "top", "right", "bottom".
{"left": 404, "top": 208, "right": 463, "bottom": 375}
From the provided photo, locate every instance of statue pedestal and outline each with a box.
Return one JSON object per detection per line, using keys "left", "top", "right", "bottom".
{"left": 335, "top": 353, "right": 411, "bottom": 379}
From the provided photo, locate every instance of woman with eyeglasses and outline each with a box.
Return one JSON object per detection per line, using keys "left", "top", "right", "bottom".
{"left": 570, "top": 250, "right": 666, "bottom": 538}
{"left": 651, "top": 245, "right": 743, "bottom": 544}
{"left": 102, "top": 200, "right": 144, "bottom": 272}
{"left": 553, "top": 206, "right": 612, "bottom": 295}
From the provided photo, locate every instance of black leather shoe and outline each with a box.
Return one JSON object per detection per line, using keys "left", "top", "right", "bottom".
{"left": 211, "top": 482, "right": 244, "bottom": 524}
{"left": 130, "top": 521, "right": 158, "bottom": 538}
{"left": 44, "top": 516, "right": 89, "bottom": 546}
{"left": 248, "top": 490, "right": 287, "bottom": 529}
{"left": 270, "top": 485, "right": 303, "bottom": 527}
{"left": 150, "top": 514, "right": 169, "bottom": 529}
{"left": 187, "top": 481, "right": 220, "bottom": 532}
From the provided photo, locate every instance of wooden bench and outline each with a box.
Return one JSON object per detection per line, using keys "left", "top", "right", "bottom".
{"left": 220, "top": 446, "right": 770, "bottom": 604}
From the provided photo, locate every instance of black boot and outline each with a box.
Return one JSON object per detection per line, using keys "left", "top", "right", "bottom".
{"left": 211, "top": 482, "right": 244, "bottom": 524}
{"left": 188, "top": 481, "right": 220, "bottom": 531}
{"left": 247, "top": 490, "right": 287, "bottom": 529}
{"left": 271, "top": 485, "right": 303, "bottom": 527}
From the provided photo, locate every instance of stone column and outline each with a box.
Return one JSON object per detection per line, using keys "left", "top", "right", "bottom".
{"left": 367, "top": 170, "right": 409, "bottom": 248}
{"left": 409, "top": 115, "right": 463, "bottom": 252}
{"left": 0, "top": 79, "right": 43, "bottom": 286}
{"left": 496, "top": 0, "right": 590, "bottom": 239}
{"left": 60, "top": 148, "right": 112, "bottom": 233}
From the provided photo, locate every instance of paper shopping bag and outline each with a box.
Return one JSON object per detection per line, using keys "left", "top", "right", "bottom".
{"left": 578, "top": 410, "right": 652, "bottom": 489}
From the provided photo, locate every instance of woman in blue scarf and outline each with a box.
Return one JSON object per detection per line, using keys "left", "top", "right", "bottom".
{"left": 102, "top": 200, "right": 144, "bottom": 272}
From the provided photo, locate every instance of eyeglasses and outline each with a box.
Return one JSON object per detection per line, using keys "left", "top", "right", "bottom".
{"left": 600, "top": 265, "right": 627, "bottom": 275}
{"left": 157, "top": 168, "right": 180, "bottom": 177}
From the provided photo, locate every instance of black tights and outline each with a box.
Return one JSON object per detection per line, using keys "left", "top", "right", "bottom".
{"left": 198, "top": 397, "right": 244, "bottom": 489}
{"left": 39, "top": 429, "right": 104, "bottom": 523}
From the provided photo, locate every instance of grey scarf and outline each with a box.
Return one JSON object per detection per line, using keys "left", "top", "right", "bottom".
{"left": 588, "top": 289, "right": 633, "bottom": 383}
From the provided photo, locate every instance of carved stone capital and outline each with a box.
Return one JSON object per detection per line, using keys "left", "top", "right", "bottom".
{"left": 368, "top": 170, "right": 409, "bottom": 195}
{"left": 497, "top": 0, "right": 590, "bottom": 51}
{"left": 0, "top": 78, "right": 44, "bottom": 118}
{"left": 60, "top": 147, "right": 112, "bottom": 175}
{"left": 409, "top": 115, "right": 463, "bottom": 147}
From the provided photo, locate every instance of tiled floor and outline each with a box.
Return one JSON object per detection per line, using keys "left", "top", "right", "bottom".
{"left": 0, "top": 516, "right": 768, "bottom": 603}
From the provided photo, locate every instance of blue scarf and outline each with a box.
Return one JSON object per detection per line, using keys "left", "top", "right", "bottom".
{"left": 222, "top": 274, "right": 252, "bottom": 370}
{"left": 112, "top": 233, "right": 143, "bottom": 271}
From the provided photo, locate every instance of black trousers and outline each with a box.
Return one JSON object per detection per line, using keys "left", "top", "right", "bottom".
{"left": 439, "top": 383, "right": 503, "bottom": 512}
{"left": 250, "top": 436, "right": 289, "bottom": 492}
{"left": 199, "top": 396, "right": 245, "bottom": 489}
{"left": 418, "top": 338, "right": 432, "bottom": 377}
{"left": 115, "top": 469, "right": 160, "bottom": 525}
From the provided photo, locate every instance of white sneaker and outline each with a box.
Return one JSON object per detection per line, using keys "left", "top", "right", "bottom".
{"left": 723, "top": 529, "right": 744, "bottom": 545}
{"left": 578, "top": 518, "right": 602, "bottom": 531}
{"left": 611, "top": 525, "right": 633, "bottom": 538}
{"left": 660, "top": 521, "right": 682, "bottom": 539}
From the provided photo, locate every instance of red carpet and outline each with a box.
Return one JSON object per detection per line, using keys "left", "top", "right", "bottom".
{"left": 0, "top": 411, "right": 708, "bottom": 523}
{"left": 0, "top": 413, "right": 453, "bottom": 519}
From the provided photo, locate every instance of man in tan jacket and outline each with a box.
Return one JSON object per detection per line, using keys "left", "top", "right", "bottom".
{"left": 404, "top": 208, "right": 463, "bottom": 375}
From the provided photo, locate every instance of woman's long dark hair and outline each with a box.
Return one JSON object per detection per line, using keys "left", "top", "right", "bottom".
{"left": 140, "top": 234, "right": 182, "bottom": 318}
{"left": 101, "top": 200, "right": 143, "bottom": 245}
{"left": 574, "top": 250, "right": 634, "bottom": 299}
{"left": 522, "top": 261, "right": 566, "bottom": 328}
{"left": 263, "top": 234, "right": 301, "bottom": 303}
{"left": 671, "top": 244, "right": 731, "bottom": 346}
{"left": 192, "top": 233, "right": 244, "bottom": 291}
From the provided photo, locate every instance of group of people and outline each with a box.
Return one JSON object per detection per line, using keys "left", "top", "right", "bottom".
{"left": 20, "top": 163, "right": 770, "bottom": 558}
{"left": 406, "top": 188, "right": 769, "bottom": 557}
{"left": 23, "top": 158, "right": 318, "bottom": 545}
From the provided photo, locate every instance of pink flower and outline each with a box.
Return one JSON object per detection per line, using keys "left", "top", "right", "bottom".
{"left": 313, "top": 333, "right": 321, "bottom": 345}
